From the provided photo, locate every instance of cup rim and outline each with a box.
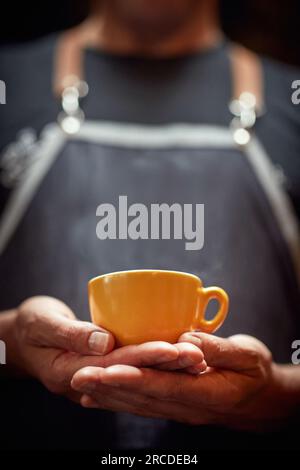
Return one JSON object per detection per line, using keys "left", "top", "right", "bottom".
{"left": 89, "top": 269, "right": 201, "bottom": 285}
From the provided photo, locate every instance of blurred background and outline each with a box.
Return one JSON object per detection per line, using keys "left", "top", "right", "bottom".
{"left": 0, "top": 0, "right": 300, "bottom": 66}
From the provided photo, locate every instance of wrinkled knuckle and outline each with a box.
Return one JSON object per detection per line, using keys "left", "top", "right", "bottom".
{"left": 208, "top": 337, "right": 223, "bottom": 356}
{"left": 17, "top": 310, "right": 40, "bottom": 342}
{"left": 180, "top": 332, "right": 192, "bottom": 342}
{"left": 63, "top": 324, "right": 82, "bottom": 350}
{"left": 243, "top": 347, "right": 261, "bottom": 367}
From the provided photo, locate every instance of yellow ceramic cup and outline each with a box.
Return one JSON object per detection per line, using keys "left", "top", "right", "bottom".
{"left": 89, "top": 269, "right": 229, "bottom": 346}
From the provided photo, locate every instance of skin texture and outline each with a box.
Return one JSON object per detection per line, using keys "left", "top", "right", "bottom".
{"left": 71, "top": 333, "right": 299, "bottom": 431}
{"left": 5, "top": 297, "right": 206, "bottom": 403}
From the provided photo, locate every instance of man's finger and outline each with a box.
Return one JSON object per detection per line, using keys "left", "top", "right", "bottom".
{"left": 79, "top": 388, "right": 210, "bottom": 425}
{"left": 46, "top": 341, "right": 179, "bottom": 391}
{"left": 71, "top": 361, "right": 253, "bottom": 407}
{"left": 102, "top": 341, "right": 179, "bottom": 368}
{"left": 19, "top": 296, "right": 115, "bottom": 355}
{"left": 25, "top": 313, "right": 114, "bottom": 355}
{"left": 71, "top": 365, "right": 200, "bottom": 402}
{"left": 80, "top": 390, "right": 169, "bottom": 420}
{"left": 155, "top": 342, "right": 206, "bottom": 372}
{"left": 178, "top": 332, "right": 271, "bottom": 371}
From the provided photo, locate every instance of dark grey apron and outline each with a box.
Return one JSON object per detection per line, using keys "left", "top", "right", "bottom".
{"left": 0, "top": 45, "right": 299, "bottom": 450}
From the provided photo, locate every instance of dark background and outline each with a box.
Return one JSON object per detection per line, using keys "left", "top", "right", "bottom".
{"left": 0, "top": 0, "right": 300, "bottom": 66}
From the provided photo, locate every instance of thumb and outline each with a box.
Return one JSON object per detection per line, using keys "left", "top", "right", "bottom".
{"left": 18, "top": 296, "right": 115, "bottom": 355}
{"left": 178, "top": 332, "right": 271, "bottom": 371}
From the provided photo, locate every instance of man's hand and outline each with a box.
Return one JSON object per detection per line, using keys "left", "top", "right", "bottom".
{"left": 4, "top": 296, "right": 206, "bottom": 402}
{"left": 72, "top": 332, "right": 299, "bottom": 431}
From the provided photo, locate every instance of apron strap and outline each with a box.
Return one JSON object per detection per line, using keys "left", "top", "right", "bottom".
{"left": 53, "top": 19, "right": 99, "bottom": 96}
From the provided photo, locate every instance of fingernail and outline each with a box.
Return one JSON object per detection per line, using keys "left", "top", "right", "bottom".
{"left": 88, "top": 331, "right": 109, "bottom": 354}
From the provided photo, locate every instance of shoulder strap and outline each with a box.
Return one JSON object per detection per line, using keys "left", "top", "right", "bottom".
{"left": 53, "top": 18, "right": 99, "bottom": 96}
{"left": 229, "top": 43, "right": 264, "bottom": 114}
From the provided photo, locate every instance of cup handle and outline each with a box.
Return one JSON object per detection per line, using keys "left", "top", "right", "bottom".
{"left": 194, "top": 286, "right": 229, "bottom": 333}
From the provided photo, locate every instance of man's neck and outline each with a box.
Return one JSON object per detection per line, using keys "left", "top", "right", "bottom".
{"left": 87, "top": 2, "right": 222, "bottom": 57}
